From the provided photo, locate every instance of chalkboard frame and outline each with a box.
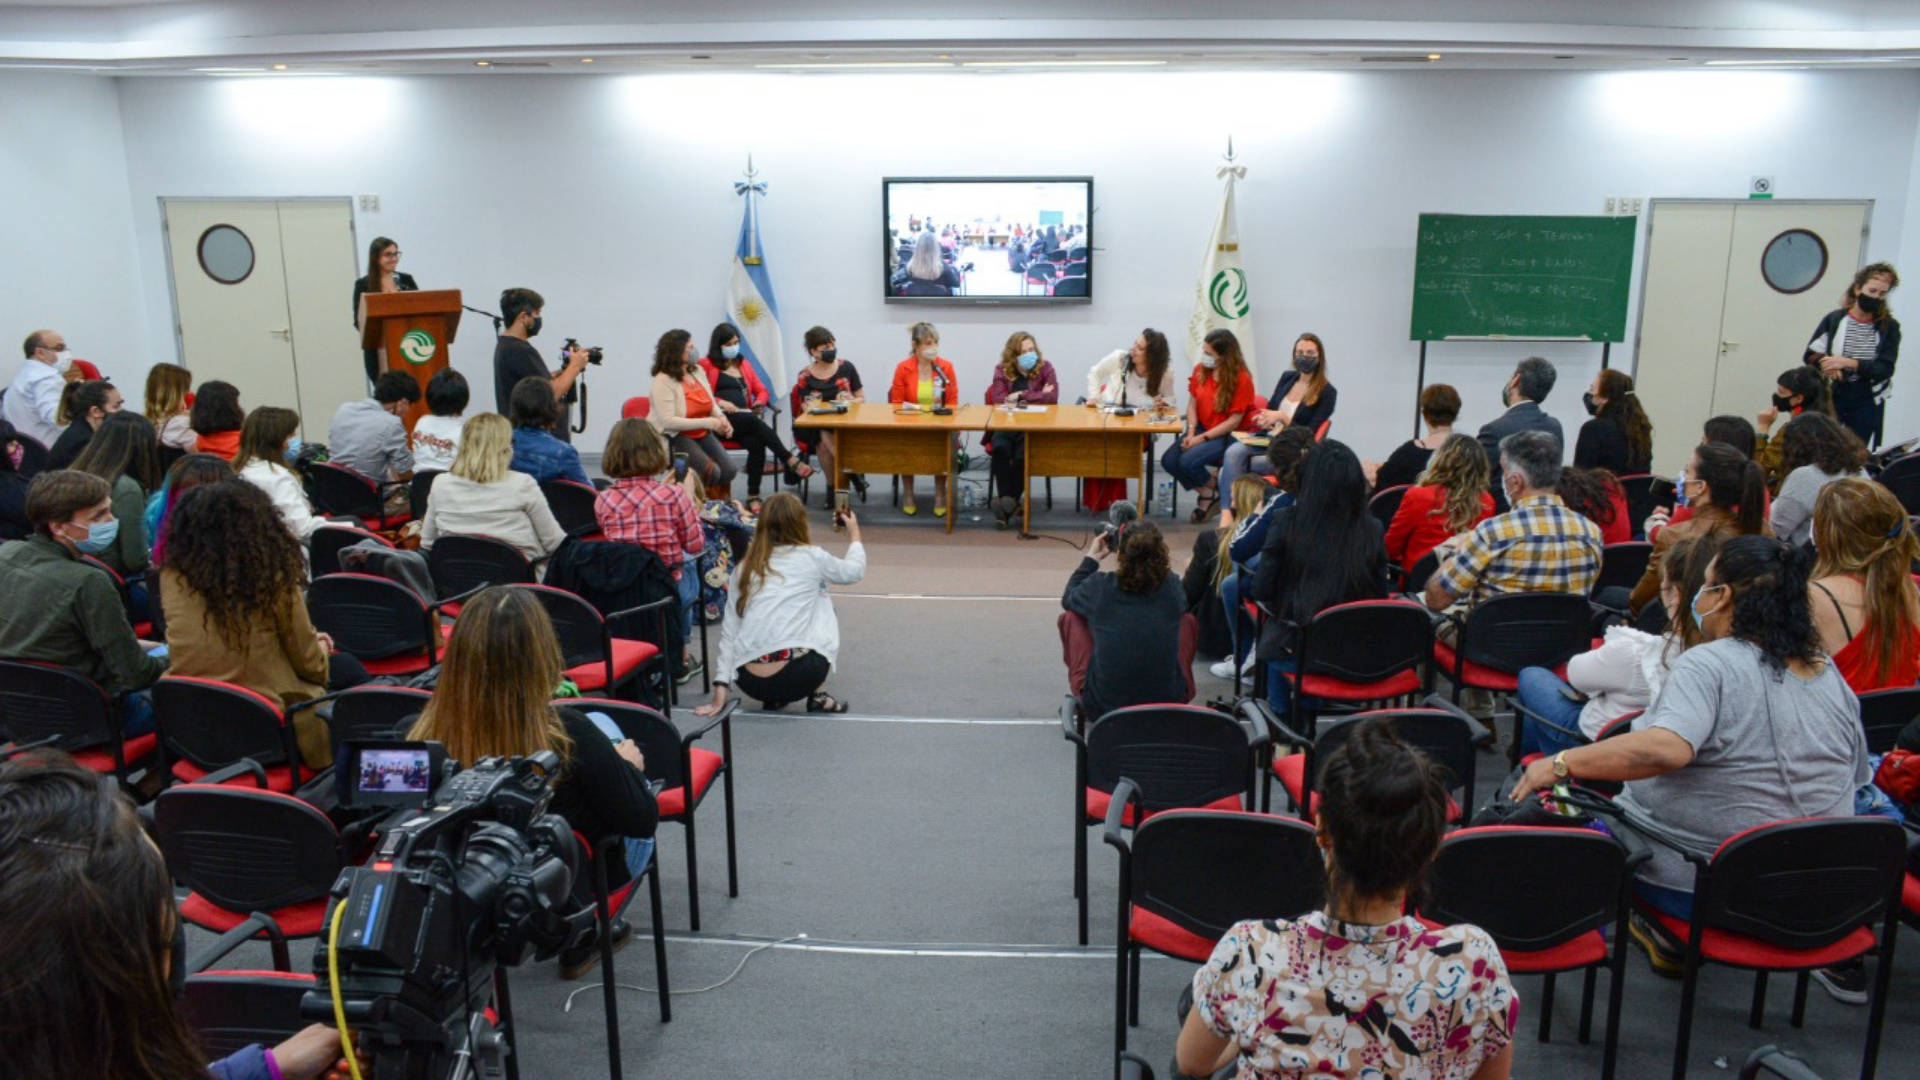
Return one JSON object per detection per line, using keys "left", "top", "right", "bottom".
{"left": 1409, "top": 213, "right": 1636, "bottom": 343}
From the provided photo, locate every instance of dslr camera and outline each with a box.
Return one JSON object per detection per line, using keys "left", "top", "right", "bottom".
{"left": 561, "top": 337, "right": 604, "bottom": 366}
{"left": 303, "top": 741, "right": 586, "bottom": 1080}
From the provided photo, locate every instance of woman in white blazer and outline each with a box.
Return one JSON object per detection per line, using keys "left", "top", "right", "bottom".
{"left": 421, "top": 413, "right": 568, "bottom": 572}
{"left": 233, "top": 406, "right": 322, "bottom": 544}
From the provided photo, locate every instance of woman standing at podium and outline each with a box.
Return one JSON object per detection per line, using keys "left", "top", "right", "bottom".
{"left": 351, "top": 236, "right": 418, "bottom": 388}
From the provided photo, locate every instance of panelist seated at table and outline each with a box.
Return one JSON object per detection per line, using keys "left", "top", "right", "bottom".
{"left": 887, "top": 321, "right": 960, "bottom": 517}
{"left": 1087, "top": 328, "right": 1179, "bottom": 411}
{"left": 984, "top": 331, "right": 1061, "bottom": 529}
{"left": 792, "top": 325, "right": 867, "bottom": 510}
{"left": 1162, "top": 328, "right": 1256, "bottom": 523}
{"left": 1220, "top": 332, "right": 1338, "bottom": 492}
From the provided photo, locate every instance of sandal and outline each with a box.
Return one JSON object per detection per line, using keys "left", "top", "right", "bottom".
{"left": 851, "top": 474, "right": 870, "bottom": 500}
{"left": 1189, "top": 488, "right": 1219, "bottom": 524}
{"left": 807, "top": 691, "right": 849, "bottom": 714}
{"left": 786, "top": 459, "right": 816, "bottom": 485}
{"left": 744, "top": 496, "right": 765, "bottom": 515}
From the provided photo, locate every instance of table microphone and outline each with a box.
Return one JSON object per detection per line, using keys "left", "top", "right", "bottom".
{"left": 1102, "top": 499, "right": 1140, "bottom": 546}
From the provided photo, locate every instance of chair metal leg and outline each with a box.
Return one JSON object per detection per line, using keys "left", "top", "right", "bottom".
{"left": 722, "top": 761, "right": 739, "bottom": 899}
{"left": 698, "top": 615, "right": 711, "bottom": 694}
{"left": 1790, "top": 971, "right": 1809, "bottom": 1028}
{"left": 495, "top": 968, "right": 521, "bottom": 1080}
{"left": 1113, "top": 936, "right": 1130, "bottom": 1059}
{"left": 593, "top": 850, "right": 625, "bottom": 1078}
{"left": 1748, "top": 971, "right": 1768, "bottom": 1029}
{"left": 649, "top": 859, "right": 671, "bottom": 1023}
{"left": 1862, "top": 927, "right": 1896, "bottom": 1080}
{"left": 683, "top": 812, "right": 702, "bottom": 932}
{"left": 1578, "top": 965, "right": 1597, "bottom": 1043}
{"left": 1538, "top": 971, "right": 1556, "bottom": 1042}
{"left": 1127, "top": 945, "right": 1142, "bottom": 1027}
{"left": 1672, "top": 944, "right": 1703, "bottom": 1080}
{"left": 1601, "top": 921, "right": 1628, "bottom": 1080}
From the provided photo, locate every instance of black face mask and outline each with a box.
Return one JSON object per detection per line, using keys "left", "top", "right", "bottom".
{"left": 1858, "top": 294, "right": 1886, "bottom": 316}
{"left": 817, "top": 347, "right": 837, "bottom": 365}
{"left": 1772, "top": 393, "right": 1796, "bottom": 411}
{"left": 1293, "top": 354, "right": 1320, "bottom": 375}
{"left": 1500, "top": 383, "right": 1513, "bottom": 408}
{"left": 1582, "top": 392, "right": 1599, "bottom": 417}
{"left": 525, "top": 316, "right": 543, "bottom": 338}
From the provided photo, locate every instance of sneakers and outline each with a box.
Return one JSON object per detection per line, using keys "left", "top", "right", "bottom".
{"left": 1627, "top": 911, "right": 1683, "bottom": 979}
{"left": 1208, "top": 658, "right": 1237, "bottom": 679}
{"left": 990, "top": 495, "right": 1018, "bottom": 528}
{"left": 676, "top": 658, "right": 705, "bottom": 686}
{"left": 1812, "top": 961, "right": 1869, "bottom": 1005}
{"left": 559, "top": 917, "right": 632, "bottom": 980}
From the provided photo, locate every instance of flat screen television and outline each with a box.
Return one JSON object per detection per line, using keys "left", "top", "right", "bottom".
{"left": 883, "top": 176, "right": 1092, "bottom": 304}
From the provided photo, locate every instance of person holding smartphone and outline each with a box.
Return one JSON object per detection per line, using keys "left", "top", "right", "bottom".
{"left": 1059, "top": 518, "right": 1191, "bottom": 722}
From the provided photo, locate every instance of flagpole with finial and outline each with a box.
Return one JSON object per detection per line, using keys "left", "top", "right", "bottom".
{"left": 736, "top": 154, "right": 766, "bottom": 265}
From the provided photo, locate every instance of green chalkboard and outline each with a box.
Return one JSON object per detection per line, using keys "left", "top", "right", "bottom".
{"left": 1410, "top": 214, "right": 1636, "bottom": 342}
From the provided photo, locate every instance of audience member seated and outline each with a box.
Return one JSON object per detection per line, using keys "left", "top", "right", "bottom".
{"left": 1211, "top": 469, "right": 1296, "bottom": 680}
{"left": 508, "top": 374, "right": 591, "bottom": 487}
{"left": 1650, "top": 415, "right": 1771, "bottom": 538}
{"left": 1755, "top": 365, "right": 1834, "bottom": 486}
{"left": 1178, "top": 719, "right": 1516, "bottom": 1080}
{"left": 888, "top": 322, "right": 961, "bottom": 516}
{"left": 4, "top": 328, "right": 70, "bottom": 447}
{"left": 46, "top": 379, "right": 120, "bottom": 469}
{"left": 1515, "top": 534, "right": 1720, "bottom": 756}
{"left": 1163, "top": 328, "right": 1256, "bottom": 523}
{"left": 984, "top": 330, "right": 1062, "bottom": 526}
{"left": 1367, "top": 382, "right": 1460, "bottom": 491}
{"left": 1062, "top": 518, "right": 1190, "bottom": 721}
{"left": 1251, "top": 440, "right": 1389, "bottom": 711}
{"left": 648, "top": 328, "right": 739, "bottom": 495}
{"left": 147, "top": 453, "right": 234, "bottom": 568}
{"left": 1556, "top": 465, "right": 1631, "bottom": 544}
{"left": 70, "top": 410, "right": 161, "bottom": 581}
{"left": 1424, "top": 431, "right": 1603, "bottom": 718}
{"left": 1630, "top": 442, "right": 1769, "bottom": 615}
{"left": 702, "top": 492, "right": 865, "bottom": 714}
{"left": 892, "top": 229, "right": 962, "bottom": 296}
{"left": 1384, "top": 432, "right": 1494, "bottom": 572}
{"left": 142, "top": 362, "right": 196, "bottom": 455}
{"left": 329, "top": 370, "right": 419, "bottom": 519}
{"left": 1513, "top": 535, "right": 1870, "bottom": 982}
{"left": 1574, "top": 368, "right": 1653, "bottom": 475}
{"left": 189, "top": 380, "right": 244, "bottom": 462}
{"left": 1220, "top": 333, "right": 1338, "bottom": 492}
{"left": 410, "top": 367, "right": 468, "bottom": 474}
{"left": 699, "top": 321, "right": 812, "bottom": 504}
{"left": 0, "top": 756, "right": 361, "bottom": 1080}
{"left": 233, "top": 406, "right": 322, "bottom": 544}
{"left": 0, "top": 471, "right": 166, "bottom": 733}
{"left": 1476, "top": 357, "right": 1562, "bottom": 506}
{"left": 422, "top": 413, "right": 568, "bottom": 572}
{"left": 792, "top": 324, "right": 866, "bottom": 509}
{"left": 407, "top": 586, "right": 659, "bottom": 980}
{"left": 1770, "top": 412, "right": 1868, "bottom": 548}
{"left": 1086, "top": 328, "right": 1179, "bottom": 410}
{"left": 596, "top": 417, "right": 705, "bottom": 681}
{"left": 1808, "top": 478, "right": 1920, "bottom": 693}
{"left": 0, "top": 420, "right": 28, "bottom": 540}
{"left": 161, "top": 480, "right": 371, "bottom": 769}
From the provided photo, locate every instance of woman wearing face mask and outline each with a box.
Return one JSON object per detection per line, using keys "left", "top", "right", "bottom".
{"left": 1754, "top": 365, "right": 1835, "bottom": 487}
{"left": 233, "top": 406, "right": 323, "bottom": 544}
{"left": 46, "top": 379, "right": 120, "bottom": 470}
{"left": 1769, "top": 412, "right": 1868, "bottom": 549}
{"left": 887, "top": 322, "right": 960, "bottom": 516}
{"left": 1573, "top": 368, "right": 1653, "bottom": 475}
{"left": 1218, "top": 333, "right": 1338, "bottom": 493}
{"left": 1629, "top": 442, "right": 1769, "bottom": 616}
{"left": 1805, "top": 262, "right": 1901, "bottom": 448}
{"left": 1163, "top": 328, "right": 1256, "bottom": 523}
{"left": 984, "top": 331, "right": 1061, "bottom": 528}
{"left": 70, "top": 411, "right": 163, "bottom": 581}
{"left": 698, "top": 322, "right": 812, "bottom": 507}
{"left": 792, "top": 325, "right": 867, "bottom": 509}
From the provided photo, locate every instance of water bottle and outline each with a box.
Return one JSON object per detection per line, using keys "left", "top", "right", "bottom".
{"left": 1155, "top": 480, "right": 1175, "bottom": 517}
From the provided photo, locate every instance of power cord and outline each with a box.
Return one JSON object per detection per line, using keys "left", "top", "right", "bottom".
{"left": 560, "top": 932, "right": 808, "bottom": 1011}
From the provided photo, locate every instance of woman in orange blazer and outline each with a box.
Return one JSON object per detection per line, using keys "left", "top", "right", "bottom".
{"left": 887, "top": 321, "right": 960, "bottom": 516}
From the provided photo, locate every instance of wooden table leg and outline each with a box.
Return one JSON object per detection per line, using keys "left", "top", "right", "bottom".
{"left": 945, "top": 432, "right": 956, "bottom": 535}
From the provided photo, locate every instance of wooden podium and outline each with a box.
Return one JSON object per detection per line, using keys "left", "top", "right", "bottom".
{"left": 360, "top": 289, "right": 462, "bottom": 431}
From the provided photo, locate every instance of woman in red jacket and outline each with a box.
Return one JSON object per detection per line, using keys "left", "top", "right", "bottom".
{"left": 698, "top": 322, "right": 812, "bottom": 503}
{"left": 1384, "top": 433, "right": 1494, "bottom": 571}
{"left": 887, "top": 321, "right": 960, "bottom": 516}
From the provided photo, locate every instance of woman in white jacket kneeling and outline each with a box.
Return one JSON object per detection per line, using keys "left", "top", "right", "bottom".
{"left": 698, "top": 491, "right": 865, "bottom": 715}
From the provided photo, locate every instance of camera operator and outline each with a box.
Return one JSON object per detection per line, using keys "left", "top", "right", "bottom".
{"left": 0, "top": 753, "right": 360, "bottom": 1080}
{"left": 1058, "top": 513, "right": 1194, "bottom": 721}
{"left": 493, "top": 287, "right": 591, "bottom": 444}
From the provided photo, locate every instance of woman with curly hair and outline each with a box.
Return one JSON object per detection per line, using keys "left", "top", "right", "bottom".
{"left": 1384, "top": 432, "right": 1495, "bottom": 571}
{"left": 1062, "top": 517, "right": 1190, "bottom": 721}
{"left": 161, "top": 479, "right": 367, "bottom": 768}
{"left": 1555, "top": 464, "right": 1632, "bottom": 544}
{"left": 1770, "top": 412, "right": 1868, "bottom": 548}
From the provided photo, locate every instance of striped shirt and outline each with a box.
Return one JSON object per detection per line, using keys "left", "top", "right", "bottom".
{"left": 1839, "top": 315, "right": 1880, "bottom": 383}
{"left": 1433, "top": 493, "right": 1603, "bottom": 604}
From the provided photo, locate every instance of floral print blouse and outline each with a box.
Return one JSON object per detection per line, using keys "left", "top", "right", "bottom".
{"left": 1193, "top": 912, "right": 1517, "bottom": 1080}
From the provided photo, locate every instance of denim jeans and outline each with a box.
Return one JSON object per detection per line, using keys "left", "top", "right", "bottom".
{"left": 1161, "top": 435, "right": 1231, "bottom": 491}
{"left": 119, "top": 689, "right": 156, "bottom": 737}
{"left": 1515, "top": 666, "right": 1586, "bottom": 757}
{"left": 1265, "top": 657, "right": 1309, "bottom": 714}
{"left": 676, "top": 553, "right": 702, "bottom": 644}
{"left": 1218, "top": 440, "right": 1275, "bottom": 493}
{"left": 1635, "top": 878, "right": 1694, "bottom": 921}
{"left": 624, "top": 836, "right": 656, "bottom": 881}
{"left": 1220, "top": 561, "right": 1261, "bottom": 665}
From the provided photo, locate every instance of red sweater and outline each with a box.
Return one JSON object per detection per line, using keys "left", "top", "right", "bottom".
{"left": 1384, "top": 485, "right": 1496, "bottom": 568}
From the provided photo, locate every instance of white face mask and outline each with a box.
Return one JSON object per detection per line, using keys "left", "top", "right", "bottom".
{"left": 1197, "top": 354, "right": 1218, "bottom": 370}
{"left": 919, "top": 346, "right": 939, "bottom": 361}
{"left": 51, "top": 350, "right": 73, "bottom": 373}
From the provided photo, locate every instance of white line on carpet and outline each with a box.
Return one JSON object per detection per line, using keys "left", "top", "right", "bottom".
{"left": 734, "top": 710, "right": 1054, "bottom": 726}
{"left": 656, "top": 933, "right": 1170, "bottom": 960}
{"left": 831, "top": 592, "right": 1057, "bottom": 601}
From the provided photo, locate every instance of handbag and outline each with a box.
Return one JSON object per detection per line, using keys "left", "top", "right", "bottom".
{"left": 1468, "top": 765, "right": 1596, "bottom": 829}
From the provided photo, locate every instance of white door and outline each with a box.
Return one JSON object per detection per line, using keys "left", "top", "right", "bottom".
{"left": 1635, "top": 200, "right": 1869, "bottom": 475}
{"left": 163, "top": 198, "right": 359, "bottom": 439}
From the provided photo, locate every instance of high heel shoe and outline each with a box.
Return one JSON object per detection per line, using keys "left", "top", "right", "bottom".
{"left": 1190, "top": 488, "right": 1220, "bottom": 524}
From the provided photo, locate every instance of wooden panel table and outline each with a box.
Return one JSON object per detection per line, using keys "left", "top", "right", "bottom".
{"left": 987, "top": 406, "right": 1182, "bottom": 534}
{"left": 793, "top": 402, "right": 992, "bottom": 534}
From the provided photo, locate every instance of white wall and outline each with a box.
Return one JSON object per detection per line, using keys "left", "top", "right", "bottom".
{"left": 93, "top": 67, "right": 1920, "bottom": 460}
{"left": 0, "top": 71, "right": 147, "bottom": 392}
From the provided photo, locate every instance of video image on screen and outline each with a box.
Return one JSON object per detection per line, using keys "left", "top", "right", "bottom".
{"left": 884, "top": 178, "right": 1090, "bottom": 302}
{"left": 358, "top": 749, "right": 432, "bottom": 794}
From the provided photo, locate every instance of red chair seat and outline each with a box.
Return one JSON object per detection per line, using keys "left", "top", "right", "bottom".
{"left": 1085, "top": 788, "right": 1241, "bottom": 824}
{"left": 1283, "top": 668, "right": 1423, "bottom": 701}
{"left": 1904, "top": 871, "right": 1919, "bottom": 916}
{"left": 656, "top": 747, "right": 724, "bottom": 818}
{"left": 356, "top": 624, "right": 451, "bottom": 676}
{"left": 1414, "top": 916, "right": 1606, "bottom": 971}
{"left": 1129, "top": 905, "right": 1218, "bottom": 962}
{"left": 170, "top": 758, "right": 310, "bottom": 794}
{"left": 180, "top": 893, "right": 329, "bottom": 938}
{"left": 1649, "top": 909, "right": 1878, "bottom": 969}
{"left": 1274, "top": 754, "right": 1460, "bottom": 821}
{"left": 565, "top": 638, "right": 662, "bottom": 692}
{"left": 1432, "top": 641, "right": 1565, "bottom": 692}
{"left": 70, "top": 732, "right": 157, "bottom": 774}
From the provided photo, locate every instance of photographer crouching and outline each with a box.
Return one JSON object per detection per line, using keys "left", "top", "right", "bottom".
{"left": 1058, "top": 506, "right": 1196, "bottom": 721}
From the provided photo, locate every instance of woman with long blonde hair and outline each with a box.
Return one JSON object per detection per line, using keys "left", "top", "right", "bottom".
{"left": 421, "top": 412, "right": 567, "bottom": 568}
{"left": 1809, "top": 477, "right": 1920, "bottom": 691}
{"left": 408, "top": 586, "right": 657, "bottom": 979}
{"left": 1384, "top": 432, "right": 1495, "bottom": 571}
{"left": 142, "top": 362, "right": 196, "bottom": 454}
{"left": 700, "top": 491, "right": 866, "bottom": 714}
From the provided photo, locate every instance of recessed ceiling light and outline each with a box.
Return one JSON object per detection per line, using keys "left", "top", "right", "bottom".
{"left": 475, "top": 60, "right": 491, "bottom": 67}
{"left": 937, "top": 54, "right": 951, "bottom": 59}
{"left": 756, "top": 61, "right": 956, "bottom": 70}
{"left": 960, "top": 59, "right": 1168, "bottom": 68}
{"left": 1427, "top": 53, "right": 1443, "bottom": 61}
{"left": 272, "top": 63, "right": 288, "bottom": 70}
{"left": 580, "top": 57, "right": 594, "bottom": 63}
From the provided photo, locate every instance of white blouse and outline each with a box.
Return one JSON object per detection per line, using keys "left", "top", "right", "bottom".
{"left": 714, "top": 542, "right": 866, "bottom": 682}
{"left": 238, "top": 459, "right": 322, "bottom": 542}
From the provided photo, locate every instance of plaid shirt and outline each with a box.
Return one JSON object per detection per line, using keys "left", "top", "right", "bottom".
{"left": 594, "top": 477, "right": 703, "bottom": 579}
{"left": 1433, "top": 493, "right": 1602, "bottom": 604}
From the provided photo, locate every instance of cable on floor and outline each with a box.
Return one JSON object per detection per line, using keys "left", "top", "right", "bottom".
{"left": 560, "top": 933, "right": 808, "bottom": 1011}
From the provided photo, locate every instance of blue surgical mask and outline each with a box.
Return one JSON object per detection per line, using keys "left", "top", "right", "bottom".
{"left": 284, "top": 436, "right": 303, "bottom": 462}
{"left": 1198, "top": 355, "right": 1218, "bottom": 370}
{"left": 69, "top": 517, "right": 119, "bottom": 554}
{"left": 1017, "top": 351, "right": 1038, "bottom": 372}
{"left": 1690, "top": 584, "right": 1724, "bottom": 625}
{"left": 721, "top": 344, "right": 741, "bottom": 361}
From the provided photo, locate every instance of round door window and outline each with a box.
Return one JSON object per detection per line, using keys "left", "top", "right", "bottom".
{"left": 197, "top": 224, "right": 255, "bottom": 285}
{"left": 1761, "top": 229, "right": 1827, "bottom": 295}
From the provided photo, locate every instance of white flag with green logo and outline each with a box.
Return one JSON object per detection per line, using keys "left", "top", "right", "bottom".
{"left": 1186, "top": 170, "right": 1257, "bottom": 383}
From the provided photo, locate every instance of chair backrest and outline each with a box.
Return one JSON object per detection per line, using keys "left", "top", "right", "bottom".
{"left": 562, "top": 698, "right": 686, "bottom": 788}
{"left": 1052, "top": 275, "right": 1088, "bottom": 297}
{"left": 1368, "top": 485, "right": 1410, "bottom": 533}
{"left": 1697, "top": 817, "right": 1907, "bottom": 951}
{"left": 900, "top": 279, "right": 952, "bottom": 297}
{"left": 152, "top": 677, "right": 291, "bottom": 773}
{"left": 1129, "top": 809, "right": 1322, "bottom": 939}
{"left": 1085, "top": 705, "right": 1253, "bottom": 811}
{"left": 540, "top": 479, "right": 602, "bottom": 537}
{"left": 154, "top": 785, "right": 340, "bottom": 914}
{"left": 1857, "top": 686, "right": 1920, "bottom": 754}
{"left": 13, "top": 433, "right": 49, "bottom": 478}
{"left": 1459, "top": 592, "right": 1594, "bottom": 674}
{"left": 308, "top": 525, "right": 391, "bottom": 577}
{"left": 306, "top": 462, "right": 383, "bottom": 519}
{"left": 1405, "top": 549, "right": 1442, "bottom": 592}
{"left": 307, "top": 573, "right": 433, "bottom": 660}
{"left": 1616, "top": 473, "right": 1658, "bottom": 540}
{"left": 1593, "top": 541, "right": 1653, "bottom": 594}
{"left": 427, "top": 534, "right": 536, "bottom": 600}
{"left": 1308, "top": 708, "right": 1478, "bottom": 804}
{"left": 622, "top": 397, "right": 652, "bottom": 420}
{"left": 1422, "top": 826, "right": 1627, "bottom": 952}
{"left": 510, "top": 584, "right": 607, "bottom": 669}
{"left": 329, "top": 686, "right": 434, "bottom": 765}
{"left": 0, "top": 659, "right": 117, "bottom": 752}
{"left": 183, "top": 971, "right": 317, "bottom": 1059}
{"left": 1024, "top": 260, "right": 1057, "bottom": 283}
{"left": 409, "top": 469, "right": 443, "bottom": 521}
{"left": 1296, "top": 600, "right": 1433, "bottom": 685}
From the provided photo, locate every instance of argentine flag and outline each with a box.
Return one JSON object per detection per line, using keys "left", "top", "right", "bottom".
{"left": 726, "top": 179, "right": 787, "bottom": 394}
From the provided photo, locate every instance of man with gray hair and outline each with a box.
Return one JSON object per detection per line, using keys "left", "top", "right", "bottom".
{"left": 1477, "top": 356, "right": 1563, "bottom": 508}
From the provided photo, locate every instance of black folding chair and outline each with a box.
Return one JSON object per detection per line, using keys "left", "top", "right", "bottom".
{"left": 1856, "top": 686, "right": 1920, "bottom": 754}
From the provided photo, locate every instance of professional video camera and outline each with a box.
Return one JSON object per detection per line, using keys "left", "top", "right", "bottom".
{"left": 560, "top": 337, "right": 604, "bottom": 366}
{"left": 302, "top": 741, "right": 587, "bottom": 1080}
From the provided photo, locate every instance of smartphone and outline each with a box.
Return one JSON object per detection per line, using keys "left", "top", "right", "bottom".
{"left": 673, "top": 452, "right": 689, "bottom": 482}
{"left": 833, "top": 488, "right": 850, "bottom": 530}
{"left": 586, "top": 712, "right": 625, "bottom": 743}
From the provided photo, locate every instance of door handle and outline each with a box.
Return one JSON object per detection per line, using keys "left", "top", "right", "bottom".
{"left": 269, "top": 327, "right": 291, "bottom": 339}
{"left": 1720, "top": 340, "right": 1740, "bottom": 355}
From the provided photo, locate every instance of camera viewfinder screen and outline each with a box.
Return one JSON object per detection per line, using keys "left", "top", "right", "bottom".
{"left": 359, "top": 748, "right": 432, "bottom": 795}
{"left": 883, "top": 177, "right": 1091, "bottom": 303}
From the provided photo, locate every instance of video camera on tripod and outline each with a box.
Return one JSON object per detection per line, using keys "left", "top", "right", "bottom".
{"left": 302, "top": 741, "right": 589, "bottom": 1080}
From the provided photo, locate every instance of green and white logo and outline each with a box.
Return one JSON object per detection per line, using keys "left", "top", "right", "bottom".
{"left": 399, "top": 329, "right": 436, "bottom": 366}
{"left": 1209, "top": 268, "right": 1250, "bottom": 320}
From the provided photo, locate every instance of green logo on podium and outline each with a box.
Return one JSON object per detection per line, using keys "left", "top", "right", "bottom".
{"left": 400, "top": 330, "right": 436, "bottom": 366}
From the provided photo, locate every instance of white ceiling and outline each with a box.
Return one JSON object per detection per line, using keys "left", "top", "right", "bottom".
{"left": 10, "top": 0, "right": 1920, "bottom": 74}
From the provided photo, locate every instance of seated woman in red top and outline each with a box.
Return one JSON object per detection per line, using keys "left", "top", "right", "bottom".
{"left": 1558, "top": 465, "right": 1632, "bottom": 545}
{"left": 886, "top": 321, "right": 960, "bottom": 517}
{"left": 697, "top": 321, "right": 811, "bottom": 505}
{"left": 983, "top": 330, "right": 1060, "bottom": 528}
{"left": 1384, "top": 433, "right": 1494, "bottom": 572}
{"left": 1808, "top": 478, "right": 1920, "bottom": 692}
{"left": 1161, "top": 328, "right": 1255, "bottom": 522}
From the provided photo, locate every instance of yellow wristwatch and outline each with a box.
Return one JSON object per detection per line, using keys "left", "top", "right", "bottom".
{"left": 1551, "top": 751, "right": 1572, "bottom": 780}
